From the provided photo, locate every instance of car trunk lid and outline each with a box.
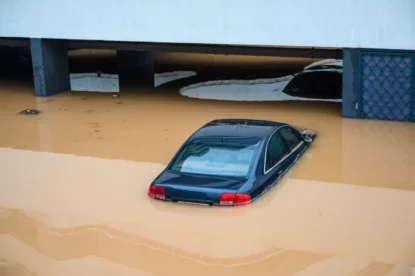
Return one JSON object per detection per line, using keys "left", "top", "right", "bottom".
{"left": 153, "top": 171, "right": 247, "bottom": 205}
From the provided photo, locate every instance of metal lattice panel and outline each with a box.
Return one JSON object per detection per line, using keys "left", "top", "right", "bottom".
{"left": 359, "top": 53, "right": 414, "bottom": 121}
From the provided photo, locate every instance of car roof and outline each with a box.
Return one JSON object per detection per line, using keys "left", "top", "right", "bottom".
{"left": 188, "top": 119, "right": 287, "bottom": 141}
{"left": 303, "top": 59, "right": 343, "bottom": 71}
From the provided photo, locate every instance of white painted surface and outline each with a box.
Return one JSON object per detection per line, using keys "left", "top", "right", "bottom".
{"left": 154, "top": 71, "right": 197, "bottom": 86}
{"left": 1, "top": 0, "right": 414, "bottom": 50}
{"left": 70, "top": 73, "right": 118, "bottom": 93}
{"left": 70, "top": 71, "right": 196, "bottom": 92}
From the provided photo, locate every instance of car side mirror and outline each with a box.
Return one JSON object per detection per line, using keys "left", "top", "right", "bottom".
{"left": 303, "top": 134, "right": 313, "bottom": 143}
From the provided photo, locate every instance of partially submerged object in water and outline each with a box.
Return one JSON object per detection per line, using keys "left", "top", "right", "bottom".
{"left": 19, "top": 109, "right": 41, "bottom": 115}
{"left": 148, "top": 119, "right": 316, "bottom": 206}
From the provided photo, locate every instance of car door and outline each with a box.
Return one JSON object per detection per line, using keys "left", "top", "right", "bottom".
{"left": 252, "top": 130, "right": 290, "bottom": 199}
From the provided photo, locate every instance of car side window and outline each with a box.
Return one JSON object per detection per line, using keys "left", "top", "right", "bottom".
{"left": 265, "top": 132, "right": 288, "bottom": 172}
{"left": 279, "top": 127, "right": 302, "bottom": 151}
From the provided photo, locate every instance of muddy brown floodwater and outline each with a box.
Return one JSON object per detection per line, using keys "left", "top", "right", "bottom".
{"left": 1, "top": 60, "right": 415, "bottom": 276}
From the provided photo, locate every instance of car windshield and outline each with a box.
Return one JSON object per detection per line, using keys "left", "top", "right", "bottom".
{"left": 170, "top": 138, "right": 261, "bottom": 177}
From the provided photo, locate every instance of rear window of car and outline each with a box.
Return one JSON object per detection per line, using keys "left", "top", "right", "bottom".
{"left": 279, "top": 127, "right": 302, "bottom": 151}
{"left": 170, "top": 140, "right": 261, "bottom": 177}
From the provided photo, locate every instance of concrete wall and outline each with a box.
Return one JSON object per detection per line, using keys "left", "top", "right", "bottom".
{"left": 342, "top": 48, "right": 359, "bottom": 118}
{"left": 1, "top": 0, "right": 414, "bottom": 50}
{"left": 30, "top": 39, "right": 70, "bottom": 96}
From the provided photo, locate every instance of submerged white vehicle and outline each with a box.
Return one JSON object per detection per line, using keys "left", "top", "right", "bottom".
{"left": 283, "top": 59, "right": 343, "bottom": 100}
{"left": 180, "top": 59, "right": 343, "bottom": 102}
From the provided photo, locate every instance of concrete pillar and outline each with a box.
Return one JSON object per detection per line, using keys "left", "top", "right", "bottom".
{"left": 117, "top": 50, "right": 154, "bottom": 89}
{"left": 30, "top": 39, "right": 70, "bottom": 97}
{"left": 342, "top": 48, "right": 359, "bottom": 118}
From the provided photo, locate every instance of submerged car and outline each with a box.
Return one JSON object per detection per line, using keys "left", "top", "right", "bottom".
{"left": 148, "top": 119, "right": 316, "bottom": 206}
{"left": 283, "top": 59, "right": 343, "bottom": 99}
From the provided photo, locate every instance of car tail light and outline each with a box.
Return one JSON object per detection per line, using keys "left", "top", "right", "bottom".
{"left": 220, "top": 193, "right": 251, "bottom": 206}
{"left": 233, "top": 194, "right": 251, "bottom": 206}
{"left": 219, "top": 193, "right": 235, "bottom": 206}
{"left": 148, "top": 185, "right": 166, "bottom": 200}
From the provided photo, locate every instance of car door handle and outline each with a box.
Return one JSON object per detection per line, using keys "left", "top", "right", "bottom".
{"left": 278, "top": 170, "right": 283, "bottom": 175}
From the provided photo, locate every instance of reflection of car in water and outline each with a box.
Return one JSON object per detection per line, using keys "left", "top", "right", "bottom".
{"left": 148, "top": 119, "right": 316, "bottom": 206}
{"left": 283, "top": 59, "right": 343, "bottom": 99}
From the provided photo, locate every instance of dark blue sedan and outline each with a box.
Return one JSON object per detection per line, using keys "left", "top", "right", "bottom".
{"left": 148, "top": 119, "right": 316, "bottom": 206}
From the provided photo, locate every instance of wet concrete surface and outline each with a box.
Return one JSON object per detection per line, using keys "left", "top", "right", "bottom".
{"left": 0, "top": 53, "right": 415, "bottom": 276}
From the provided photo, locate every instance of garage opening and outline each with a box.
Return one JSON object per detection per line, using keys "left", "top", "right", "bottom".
{"left": 67, "top": 50, "right": 343, "bottom": 107}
